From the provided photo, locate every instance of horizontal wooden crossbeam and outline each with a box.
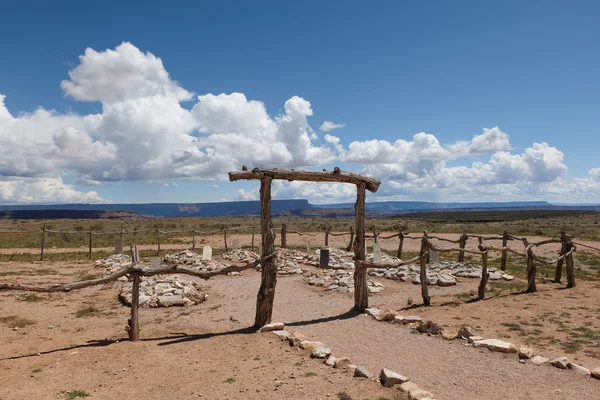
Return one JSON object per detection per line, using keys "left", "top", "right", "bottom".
{"left": 228, "top": 167, "right": 381, "bottom": 193}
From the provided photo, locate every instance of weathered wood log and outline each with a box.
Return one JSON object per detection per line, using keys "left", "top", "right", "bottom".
{"left": 254, "top": 176, "right": 277, "bottom": 329}
{"left": 420, "top": 232, "right": 430, "bottom": 306}
{"left": 346, "top": 226, "right": 354, "bottom": 252}
{"left": 40, "top": 224, "right": 46, "bottom": 261}
{"left": 281, "top": 224, "right": 287, "bottom": 249}
{"left": 397, "top": 232, "right": 404, "bottom": 258}
{"left": 500, "top": 230, "right": 508, "bottom": 271}
{"left": 127, "top": 245, "right": 141, "bottom": 341}
{"left": 353, "top": 182, "right": 368, "bottom": 312}
{"left": 229, "top": 168, "right": 381, "bottom": 193}
{"left": 325, "top": 226, "right": 331, "bottom": 247}
{"left": 458, "top": 233, "right": 467, "bottom": 262}
{"left": 554, "top": 231, "right": 567, "bottom": 283}
{"left": 478, "top": 238, "right": 488, "bottom": 300}
{"left": 526, "top": 248, "right": 536, "bottom": 293}
{"left": 565, "top": 243, "right": 575, "bottom": 288}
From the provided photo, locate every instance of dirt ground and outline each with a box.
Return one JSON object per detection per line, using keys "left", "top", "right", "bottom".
{"left": 1, "top": 239, "right": 600, "bottom": 400}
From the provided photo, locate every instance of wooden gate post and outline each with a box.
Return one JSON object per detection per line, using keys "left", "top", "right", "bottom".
{"left": 346, "top": 226, "right": 354, "bottom": 252}
{"left": 458, "top": 233, "right": 467, "bottom": 262}
{"left": 254, "top": 176, "right": 277, "bottom": 329}
{"left": 325, "top": 226, "right": 331, "bottom": 247}
{"left": 554, "top": 231, "right": 567, "bottom": 283}
{"left": 88, "top": 230, "right": 93, "bottom": 260}
{"left": 419, "top": 232, "right": 430, "bottom": 306}
{"left": 500, "top": 230, "right": 508, "bottom": 271}
{"left": 251, "top": 226, "right": 255, "bottom": 252}
{"left": 120, "top": 221, "right": 124, "bottom": 252}
{"left": 397, "top": 232, "right": 404, "bottom": 259}
{"left": 373, "top": 229, "right": 378, "bottom": 244}
{"left": 526, "top": 247, "right": 536, "bottom": 293}
{"left": 565, "top": 242, "right": 576, "bottom": 288}
{"left": 127, "top": 245, "right": 141, "bottom": 341}
{"left": 478, "top": 238, "right": 488, "bottom": 300}
{"left": 192, "top": 230, "right": 196, "bottom": 251}
{"left": 281, "top": 224, "right": 287, "bottom": 249}
{"left": 40, "top": 223, "right": 46, "bottom": 261}
{"left": 223, "top": 228, "right": 228, "bottom": 252}
{"left": 353, "top": 183, "right": 368, "bottom": 312}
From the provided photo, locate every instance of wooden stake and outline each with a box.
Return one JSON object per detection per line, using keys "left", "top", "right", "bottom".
{"left": 156, "top": 226, "right": 161, "bottom": 256}
{"left": 397, "top": 232, "right": 404, "bottom": 259}
{"left": 346, "top": 226, "right": 354, "bottom": 252}
{"left": 565, "top": 242, "right": 575, "bottom": 288}
{"left": 127, "top": 245, "right": 140, "bottom": 341}
{"left": 478, "top": 238, "right": 488, "bottom": 300}
{"left": 420, "top": 232, "right": 430, "bottom": 306}
{"left": 120, "top": 221, "right": 124, "bottom": 254}
{"left": 192, "top": 230, "right": 196, "bottom": 251}
{"left": 223, "top": 228, "right": 228, "bottom": 252}
{"left": 373, "top": 229, "right": 378, "bottom": 244}
{"left": 281, "top": 223, "right": 287, "bottom": 249}
{"left": 251, "top": 226, "right": 255, "bottom": 252}
{"left": 254, "top": 176, "right": 277, "bottom": 329}
{"left": 325, "top": 226, "right": 331, "bottom": 247}
{"left": 40, "top": 223, "right": 46, "bottom": 261}
{"left": 554, "top": 231, "right": 567, "bottom": 283}
{"left": 353, "top": 183, "right": 368, "bottom": 312}
{"left": 88, "top": 230, "right": 93, "bottom": 260}
{"left": 458, "top": 233, "right": 467, "bottom": 262}
{"left": 526, "top": 248, "right": 536, "bottom": 293}
{"left": 500, "top": 230, "right": 508, "bottom": 271}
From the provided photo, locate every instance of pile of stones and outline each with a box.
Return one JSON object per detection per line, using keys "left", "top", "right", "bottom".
{"left": 94, "top": 253, "right": 132, "bottom": 276}
{"left": 163, "top": 250, "right": 227, "bottom": 271}
{"left": 308, "top": 248, "right": 355, "bottom": 269}
{"left": 222, "top": 248, "right": 259, "bottom": 263}
{"left": 119, "top": 276, "right": 207, "bottom": 308}
{"left": 369, "top": 260, "right": 514, "bottom": 286}
{"left": 304, "top": 269, "right": 384, "bottom": 294}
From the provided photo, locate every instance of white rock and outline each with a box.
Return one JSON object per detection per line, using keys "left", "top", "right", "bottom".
{"left": 550, "top": 357, "right": 569, "bottom": 369}
{"left": 402, "top": 316, "right": 422, "bottom": 324}
{"left": 271, "top": 330, "right": 289, "bottom": 339}
{"left": 157, "top": 295, "right": 184, "bottom": 307}
{"left": 259, "top": 322, "right": 284, "bottom": 332}
{"left": 530, "top": 356, "right": 549, "bottom": 366}
{"left": 409, "top": 388, "right": 434, "bottom": 400}
{"left": 379, "top": 368, "right": 409, "bottom": 388}
{"left": 518, "top": 346, "right": 534, "bottom": 359}
{"left": 325, "top": 355, "right": 336, "bottom": 367}
{"left": 311, "top": 345, "right": 331, "bottom": 359}
{"left": 591, "top": 367, "right": 600, "bottom": 379}
{"left": 353, "top": 365, "right": 373, "bottom": 379}
{"left": 472, "top": 339, "right": 517, "bottom": 353}
{"left": 568, "top": 363, "right": 591, "bottom": 376}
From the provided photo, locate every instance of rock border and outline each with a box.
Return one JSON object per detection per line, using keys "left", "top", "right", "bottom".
{"left": 258, "top": 322, "right": 439, "bottom": 399}
{"left": 363, "top": 308, "right": 600, "bottom": 382}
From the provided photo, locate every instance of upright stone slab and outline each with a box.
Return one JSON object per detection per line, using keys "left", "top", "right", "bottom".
{"left": 319, "top": 248, "right": 330, "bottom": 268}
{"left": 430, "top": 249, "right": 439, "bottom": 262}
{"left": 231, "top": 238, "right": 241, "bottom": 249}
{"left": 202, "top": 245, "right": 212, "bottom": 261}
{"left": 149, "top": 257, "right": 161, "bottom": 268}
{"left": 114, "top": 237, "right": 124, "bottom": 255}
{"left": 373, "top": 243, "right": 383, "bottom": 264}
{"left": 306, "top": 239, "right": 311, "bottom": 253}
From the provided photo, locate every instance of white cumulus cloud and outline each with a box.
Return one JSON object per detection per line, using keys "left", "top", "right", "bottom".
{"left": 320, "top": 121, "right": 346, "bottom": 132}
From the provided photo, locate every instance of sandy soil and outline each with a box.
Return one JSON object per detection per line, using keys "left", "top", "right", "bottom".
{"left": 1, "top": 253, "right": 599, "bottom": 400}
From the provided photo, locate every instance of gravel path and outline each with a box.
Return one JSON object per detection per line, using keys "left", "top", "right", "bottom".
{"left": 206, "top": 272, "right": 599, "bottom": 400}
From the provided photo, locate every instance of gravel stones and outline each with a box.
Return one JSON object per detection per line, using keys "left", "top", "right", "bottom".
{"left": 222, "top": 249, "right": 259, "bottom": 263}
{"left": 304, "top": 270, "right": 384, "bottom": 293}
{"left": 118, "top": 276, "right": 206, "bottom": 308}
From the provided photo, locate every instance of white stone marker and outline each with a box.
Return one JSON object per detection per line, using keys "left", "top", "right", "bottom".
{"left": 373, "top": 243, "right": 383, "bottom": 263}
{"left": 202, "top": 245, "right": 212, "bottom": 261}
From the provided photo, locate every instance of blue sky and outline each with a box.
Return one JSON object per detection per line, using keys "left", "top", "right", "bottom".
{"left": 0, "top": 1, "right": 599, "bottom": 204}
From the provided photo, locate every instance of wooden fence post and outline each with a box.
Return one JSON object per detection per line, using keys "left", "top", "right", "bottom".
{"left": 500, "top": 230, "right": 508, "bottom": 271}
{"left": 478, "top": 238, "right": 488, "bottom": 300}
{"left": 281, "top": 223, "right": 287, "bottom": 249}
{"left": 526, "top": 247, "right": 536, "bottom": 293}
{"left": 251, "top": 226, "right": 255, "bottom": 252}
{"left": 346, "top": 226, "right": 354, "bottom": 252}
{"left": 223, "top": 228, "right": 228, "bottom": 252}
{"left": 192, "top": 230, "right": 196, "bottom": 251}
{"left": 88, "top": 230, "right": 93, "bottom": 260}
{"left": 554, "top": 231, "right": 567, "bottom": 283}
{"left": 373, "top": 229, "right": 378, "bottom": 244}
{"left": 127, "top": 245, "right": 140, "bottom": 341}
{"left": 40, "top": 223, "right": 46, "bottom": 261}
{"left": 254, "top": 176, "right": 277, "bottom": 329}
{"left": 397, "top": 232, "right": 404, "bottom": 259}
{"left": 120, "top": 221, "right": 124, "bottom": 253}
{"left": 420, "top": 232, "right": 430, "bottom": 306}
{"left": 353, "top": 182, "right": 368, "bottom": 312}
{"left": 156, "top": 225, "right": 161, "bottom": 256}
{"left": 565, "top": 242, "right": 575, "bottom": 288}
{"left": 325, "top": 226, "right": 331, "bottom": 247}
{"left": 458, "top": 233, "right": 467, "bottom": 262}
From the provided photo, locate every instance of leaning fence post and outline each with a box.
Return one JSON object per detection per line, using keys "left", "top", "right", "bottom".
{"left": 458, "top": 233, "right": 467, "bottom": 262}
{"left": 127, "top": 245, "right": 141, "bottom": 341}
{"left": 192, "top": 229, "right": 196, "bottom": 251}
{"left": 325, "top": 226, "right": 331, "bottom": 247}
{"left": 397, "top": 232, "right": 404, "bottom": 259}
{"left": 565, "top": 242, "right": 576, "bottom": 288}
{"left": 281, "top": 223, "right": 287, "bottom": 249}
{"left": 500, "top": 230, "right": 508, "bottom": 271}
{"left": 156, "top": 225, "right": 161, "bottom": 256}
{"left": 478, "top": 238, "right": 488, "bottom": 300}
{"left": 420, "top": 231, "right": 430, "bottom": 306}
{"left": 554, "top": 231, "right": 567, "bottom": 283}
{"left": 373, "top": 229, "right": 378, "bottom": 244}
{"left": 223, "top": 228, "right": 228, "bottom": 252}
{"left": 88, "top": 230, "right": 93, "bottom": 260}
{"left": 346, "top": 226, "right": 354, "bottom": 252}
{"left": 40, "top": 223, "right": 46, "bottom": 261}
{"left": 526, "top": 247, "right": 536, "bottom": 293}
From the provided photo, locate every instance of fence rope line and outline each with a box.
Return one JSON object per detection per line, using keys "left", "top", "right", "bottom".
{"left": 571, "top": 241, "right": 600, "bottom": 252}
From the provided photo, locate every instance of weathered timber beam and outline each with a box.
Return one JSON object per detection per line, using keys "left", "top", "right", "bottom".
{"left": 228, "top": 168, "right": 381, "bottom": 193}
